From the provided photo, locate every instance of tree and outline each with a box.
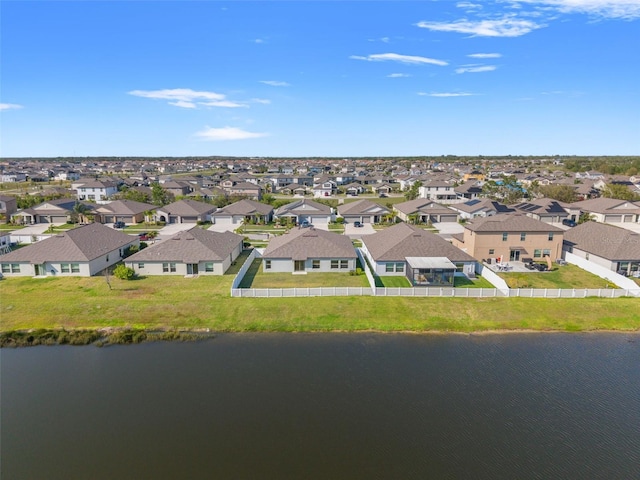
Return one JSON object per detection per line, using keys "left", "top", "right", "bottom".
{"left": 71, "top": 201, "right": 92, "bottom": 224}
{"left": 404, "top": 181, "right": 422, "bottom": 201}
{"left": 537, "top": 185, "right": 578, "bottom": 203}
{"left": 113, "top": 264, "right": 135, "bottom": 280}
{"left": 151, "top": 183, "right": 174, "bottom": 206}
{"left": 601, "top": 183, "right": 640, "bottom": 201}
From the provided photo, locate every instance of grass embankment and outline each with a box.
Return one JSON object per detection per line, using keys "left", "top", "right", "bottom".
{"left": 2, "top": 276, "right": 639, "bottom": 334}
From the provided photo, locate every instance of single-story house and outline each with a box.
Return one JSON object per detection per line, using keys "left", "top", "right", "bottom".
{"left": 93, "top": 200, "right": 157, "bottom": 225}
{"left": 156, "top": 199, "right": 217, "bottom": 224}
{"left": 261, "top": 227, "right": 357, "bottom": 273}
{"left": 563, "top": 221, "right": 640, "bottom": 277}
{"left": 337, "top": 199, "right": 391, "bottom": 224}
{"left": 0, "top": 223, "right": 138, "bottom": 277}
{"left": 11, "top": 198, "right": 96, "bottom": 225}
{"left": 569, "top": 198, "right": 640, "bottom": 224}
{"left": 126, "top": 227, "right": 244, "bottom": 276}
{"left": 274, "top": 199, "right": 333, "bottom": 226}
{"left": 360, "top": 223, "right": 477, "bottom": 285}
{"left": 211, "top": 199, "right": 274, "bottom": 227}
{"left": 449, "top": 198, "right": 514, "bottom": 220}
{"left": 511, "top": 198, "right": 571, "bottom": 223}
{"left": 394, "top": 199, "right": 459, "bottom": 224}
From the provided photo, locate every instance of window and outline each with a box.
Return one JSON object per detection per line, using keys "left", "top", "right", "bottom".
{"left": 162, "top": 262, "right": 176, "bottom": 273}
{"left": 265, "top": 260, "right": 271, "bottom": 270}
{"left": 331, "top": 260, "right": 339, "bottom": 269}
{"left": 312, "top": 260, "right": 320, "bottom": 269}
{"left": 395, "top": 262, "right": 405, "bottom": 272}
{"left": 204, "top": 262, "right": 214, "bottom": 273}
{"left": 489, "top": 249, "right": 495, "bottom": 255}
{"left": 520, "top": 233, "right": 526, "bottom": 241}
{"left": 1, "top": 264, "right": 10, "bottom": 274}
{"left": 502, "top": 233, "right": 508, "bottom": 241}
{"left": 340, "top": 260, "right": 349, "bottom": 269}
{"left": 455, "top": 263, "right": 464, "bottom": 272}
{"left": 71, "top": 263, "right": 80, "bottom": 273}
{"left": 61, "top": 263, "right": 70, "bottom": 273}
{"left": 543, "top": 249, "right": 551, "bottom": 257}
{"left": 138, "top": 263, "right": 145, "bottom": 269}
{"left": 548, "top": 232, "right": 554, "bottom": 241}
{"left": 385, "top": 263, "right": 395, "bottom": 273}
{"left": 534, "top": 249, "right": 542, "bottom": 258}
{"left": 385, "top": 262, "right": 404, "bottom": 273}
{"left": 106, "top": 255, "right": 109, "bottom": 262}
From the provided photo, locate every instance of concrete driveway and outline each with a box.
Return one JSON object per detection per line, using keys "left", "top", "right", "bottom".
{"left": 157, "top": 223, "right": 197, "bottom": 239}
{"left": 344, "top": 223, "right": 375, "bottom": 237}
{"left": 434, "top": 222, "right": 465, "bottom": 235}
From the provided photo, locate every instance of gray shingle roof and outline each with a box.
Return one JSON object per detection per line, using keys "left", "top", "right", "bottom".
{"left": 337, "top": 199, "right": 390, "bottom": 216}
{"left": 362, "top": 223, "right": 475, "bottom": 262}
{"left": 262, "top": 227, "right": 356, "bottom": 261}
{"left": 564, "top": 222, "right": 640, "bottom": 260}
{"left": 0, "top": 223, "right": 135, "bottom": 263}
{"left": 570, "top": 198, "right": 640, "bottom": 214}
{"left": 95, "top": 200, "right": 157, "bottom": 215}
{"left": 127, "top": 227, "right": 243, "bottom": 263}
{"left": 394, "top": 199, "right": 456, "bottom": 216}
{"left": 212, "top": 199, "right": 273, "bottom": 216}
{"left": 464, "top": 213, "right": 563, "bottom": 233}
{"left": 158, "top": 199, "right": 217, "bottom": 216}
{"left": 275, "top": 199, "right": 331, "bottom": 216}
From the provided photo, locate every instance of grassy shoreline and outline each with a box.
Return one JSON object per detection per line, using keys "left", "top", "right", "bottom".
{"left": 1, "top": 277, "right": 639, "bottom": 343}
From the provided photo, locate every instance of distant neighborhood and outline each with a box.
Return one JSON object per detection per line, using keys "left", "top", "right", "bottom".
{"left": 1, "top": 156, "right": 639, "bottom": 297}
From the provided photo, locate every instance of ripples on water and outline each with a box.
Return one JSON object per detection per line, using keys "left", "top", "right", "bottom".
{"left": 2, "top": 333, "right": 639, "bottom": 479}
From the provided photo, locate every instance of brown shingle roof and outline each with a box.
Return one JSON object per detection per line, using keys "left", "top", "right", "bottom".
{"left": 464, "top": 213, "right": 563, "bottom": 233}
{"left": 127, "top": 227, "right": 243, "bottom": 263}
{"left": 337, "top": 199, "right": 390, "bottom": 216}
{"left": 95, "top": 200, "right": 157, "bottom": 215}
{"left": 362, "top": 223, "right": 475, "bottom": 262}
{"left": 262, "top": 228, "right": 356, "bottom": 261}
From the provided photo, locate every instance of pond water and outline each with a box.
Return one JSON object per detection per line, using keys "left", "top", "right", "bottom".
{"left": 2, "top": 333, "right": 639, "bottom": 479}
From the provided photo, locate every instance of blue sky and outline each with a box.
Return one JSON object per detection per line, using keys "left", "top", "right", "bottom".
{"left": 1, "top": 0, "right": 639, "bottom": 157}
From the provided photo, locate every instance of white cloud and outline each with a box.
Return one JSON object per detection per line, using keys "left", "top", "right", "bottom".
{"left": 260, "top": 80, "right": 291, "bottom": 87}
{"left": 456, "top": 65, "right": 498, "bottom": 73}
{"left": 128, "top": 88, "right": 247, "bottom": 109}
{"left": 350, "top": 53, "right": 448, "bottom": 66}
{"left": 416, "top": 17, "right": 544, "bottom": 37}
{"left": 0, "top": 103, "right": 24, "bottom": 110}
{"left": 254, "top": 38, "right": 265, "bottom": 44}
{"left": 468, "top": 53, "right": 503, "bottom": 58}
{"left": 194, "top": 126, "right": 269, "bottom": 141}
{"left": 418, "top": 92, "right": 476, "bottom": 97}
{"left": 510, "top": 0, "right": 640, "bottom": 19}
{"left": 387, "top": 73, "right": 412, "bottom": 78}
{"left": 251, "top": 98, "right": 272, "bottom": 104}
{"left": 381, "top": 37, "right": 390, "bottom": 43}
{"left": 457, "top": 1, "right": 483, "bottom": 9}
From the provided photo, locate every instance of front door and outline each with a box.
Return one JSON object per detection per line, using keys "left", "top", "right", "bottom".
{"left": 187, "top": 264, "right": 199, "bottom": 275}
{"left": 34, "top": 264, "right": 45, "bottom": 276}
{"left": 510, "top": 250, "right": 520, "bottom": 261}
{"left": 294, "top": 260, "right": 305, "bottom": 272}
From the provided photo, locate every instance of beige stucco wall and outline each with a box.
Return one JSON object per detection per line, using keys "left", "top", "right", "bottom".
{"left": 453, "top": 230, "right": 563, "bottom": 262}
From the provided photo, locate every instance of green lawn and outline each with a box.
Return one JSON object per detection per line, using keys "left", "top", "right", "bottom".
{"left": 2, "top": 275, "right": 639, "bottom": 332}
{"left": 0, "top": 224, "right": 24, "bottom": 231}
{"left": 454, "top": 275, "right": 495, "bottom": 288}
{"left": 500, "top": 264, "right": 613, "bottom": 289}
{"left": 377, "top": 276, "right": 411, "bottom": 287}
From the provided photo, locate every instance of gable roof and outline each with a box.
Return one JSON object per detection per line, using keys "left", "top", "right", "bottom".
{"left": 262, "top": 227, "right": 356, "bottom": 261}
{"left": 275, "top": 199, "right": 332, "bottom": 216}
{"left": 337, "top": 199, "right": 391, "bottom": 216}
{"left": 362, "top": 223, "right": 475, "bottom": 262}
{"left": 95, "top": 200, "right": 157, "bottom": 215}
{"left": 511, "top": 198, "right": 570, "bottom": 215}
{"left": 127, "top": 227, "right": 243, "bottom": 263}
{"left": 158, "top": 199, "right": 217, "bottom": 216}
{"left": 0, "top": 223, "right": 135, "bottom": 263}
{"left": 394, "top": 199, "right": 456, "bottom": 216}
{"left": 563, "top": 222, "right": 640, "bottom": 260}
{"left": 451, "top": 198, "right": 514, "bottom": 215}
{"left": 212, "top": 199, "right": 273, "bottom": 217}
{"left": 464, "top": 213, "right": 563, "bottom": 233}
{"left": 570, "top": 197, "right": 640, "bottom": 214}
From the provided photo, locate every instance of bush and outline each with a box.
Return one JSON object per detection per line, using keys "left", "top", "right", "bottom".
{"left": 113, "top": 264, "right": 135, "bottom": 280}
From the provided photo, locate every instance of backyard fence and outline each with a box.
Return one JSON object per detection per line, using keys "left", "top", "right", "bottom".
{"left": 231, "top": 287, "right": 373, "bottom": 298}
{"left": 230, "top": 248, "right": 259, "bottom": 291}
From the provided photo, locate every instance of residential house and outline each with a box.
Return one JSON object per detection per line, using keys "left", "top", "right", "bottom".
{"left": 222, "top": 180, "right": 262, "bottom": 200}
{"left": 343, "top": 182, "right": 366, "bottom": 196}
{"left": 274, "top": 199, "right": 333, "bottom": 226}
{"left": 313, "top": 179, "right": 338, "bottom": 198}
{"left": 75, "top": 179, "right": 119, "bottom": 204}
{"left": 360, "top": 223, "right": 477, "bottom": 285}
{"left": 451, "top": 213, "right": 564, "bottom": 263}
{"left": 93, "top": 200, "right": 157, "bottom": 225}
{"left": 0, "top": 231, "right": 11, "bottom": 254}
{"left": 0, "top": 223, "right": 138, "bottom": 277}
{"left": 454, "top": 180, "right": 483, "bottom": 202}
{"left": 11, "top": 198, "right": 95, "bottom": 225}
{"left": 126, "top": 227, "right": 244, "bottom": 276}
{"left": 211, "top": 199, "right": 274, "bottom": 227}
{"left": 370, "top": 183, "right": 394, "bottom": 196}
{"left": 0, "top": 172, "right": 27, "bottom": 183}
{"left": 570, "top": 198, "right": 640, "bottom": 224}
{"left": 511, "top": 198, "right": 570, "bottom": 223}
{"left": 563, "top": 222, "right": 640, "bottom": 277}
{"left": 337, "top": 199, "right": 391, "bottom": 224}
{"left": 394, "top": 199, "right": 458, "bottom": 224}
{"left": 449, "top": 198, "right": 514, "bottom": 220}
{"left": 418, "top": 180, "right": 458, "bottom": 204}
{"left": 156, "top": 199, "right": 217, "bottom": 224}
{"left": 261, "top": 227, "right": 357, "bottom": 273}
{"left": 161, "top": 180, "right": 194, "bottom": 197}
{"left": 0, "top": 195, "right": 18, "bottom": 222}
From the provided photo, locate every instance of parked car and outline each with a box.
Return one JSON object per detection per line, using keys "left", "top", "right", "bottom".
{"left": 138, "top": 232, "right": 150, "bottom": 241}
{"left": 353, "top": 221, "right": 363, "bottom": 228}
{"left": 562, "top": 218, "right": 577, "bottom": 227}
{"left": 378, "top": 193, "right": 388, "bottom": 198}
{"left": 300, "top": 220, "right": 311, "bottom": 228}
{"left": 113, "top": 221, "right": 126, "bottom": 229}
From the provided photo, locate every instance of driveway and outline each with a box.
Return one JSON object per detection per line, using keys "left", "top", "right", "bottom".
{"left": 157, "top": 223, "right": 197, "bottom": 239}
{"left": 344, "top": 223, "right": 375, "bottom": 237}
{"left": 208, "top": 223, "right": 238, "bottom": 233}
{"left": 434, "top": 222, "right": 465, "bottom": 235}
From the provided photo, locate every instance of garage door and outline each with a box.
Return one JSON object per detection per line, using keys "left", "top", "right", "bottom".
{"left": 439, "top": 215, "right": 458, "bottom": 223}
{"left": 605, "top": 215, "right": 622, "bottom": 223}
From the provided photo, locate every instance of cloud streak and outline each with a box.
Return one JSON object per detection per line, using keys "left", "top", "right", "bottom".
{"left": 350, "top": 53, "right": 448, "bottom": 66}
{"left": 0, "top": 103, "right": 24, "bottom": 111}
{"left": 456, "top": 65, "right": 498, "bottom": 73}
{"left": 260, "top": 80, "right": 291, "bottom": 87}
{"left": 129, "top": 88, "right": 247, "bottom": 108}
{"left": 418, "top": 92, "right": 476, "bottom": 97}
{"left": 387, "top": 73, "right": 411, "bottom": 78}
{"left": 510, "top": 0, "right": 640, "bottom": 20}
{"left": 416, "top": 17, "right": 544, "bottom": 37}
{"left": 194, "top": 126, "right": 269, "bottom": 141}
{"left": 468, "top": 53, "right": 502, "bottom": 58}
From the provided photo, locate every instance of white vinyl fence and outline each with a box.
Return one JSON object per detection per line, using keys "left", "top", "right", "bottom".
{"left": 232, "top": 287, "right": 373, "bottom": 298}
{"left": 230, "top": 248, "right": 259, "bottom": 290}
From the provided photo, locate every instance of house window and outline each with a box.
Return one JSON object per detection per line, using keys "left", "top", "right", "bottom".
{"left": 265, "top": 260, "right": 271, "bottom": 270}
{"left": 331, "top": 260, "right": 339, "bottom": 269}
{"left": 395, "top": 262, "right": 405, "bottom": 272}
{"left": 385, "top": 263, "right": 395, "bottom": 273}
{"left": 71, "top": 263, "right": 80, "bottom": 273}
{"left": 138, "top": 263, "right": 145, "bottom": 269}
{"left": 205, "top": 262, "right": 214, "bottom": 272}
{"left": 106, "top": 255, "right": 109, "bottom": 262}
{"left": 11, "top": 264, "right": 20, "bottom": 273}
{"left": 340, "top": 260, "right": 349, "bottom": 269}
{"left": 1, "top": 264, "right": 10, "bottom": 274}
{"left": 586, "top": 253, "right": 590, "bottom": 260}
{"left": 455, "top": 263, "right": 464, "bottom": 272}
{"left": 385, "top": 262, "right": 404, "bottom": 273}
{"left": 534, "top": 249, "right": 542, "bottom": 258}
{"left": 548, "top": 232, "right": 554, "bottom": 241}
{"left": 489, "top": 249, "right": 495, "bottom": 255}
{"left": 502, "top": 233, "right": 508, "bottom": 241}
{"left": 520, "top": 233, "right": 526, "bottom": 241}
{"left": 61, "top": 263, "right": 70, "bottom": 273}
{"left": 543, "top": 249, "right": 551, "bottom": 257}
{"left": 162, "top": 263, "right": 176, "bottom": 273}
{"left": 312, "top": 260, "right": 320, "bottom": 269}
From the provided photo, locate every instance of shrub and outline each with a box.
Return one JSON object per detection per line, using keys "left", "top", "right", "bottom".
{"left": 113, "top": 264, "right": 135, "bottom": 280}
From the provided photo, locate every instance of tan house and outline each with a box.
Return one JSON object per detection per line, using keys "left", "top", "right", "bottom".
{"left": 451, "top": 213, "right": 564, "bottom": 263}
